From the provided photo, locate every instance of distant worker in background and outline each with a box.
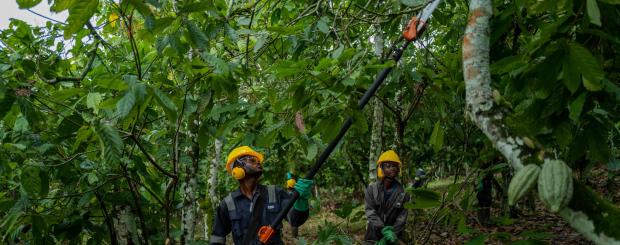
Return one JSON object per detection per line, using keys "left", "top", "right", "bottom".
{"left": 210, "top": 146, "right": 314, "bottom": 244}
{"left": 286, "top": 172, "right": 300, "bottom": 238}
{"left": 413, "top": 167, "right": 427, "bottom": 188}
{"left": 364, "top": 150, "right": 411, "bottom": 245}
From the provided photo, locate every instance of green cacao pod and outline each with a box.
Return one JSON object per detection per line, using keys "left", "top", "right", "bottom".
{"left": 538, "top": 159, "right": 573, "bottom": 212}
{"left": 508, "top": 164, "right": 541, "bottom": 206}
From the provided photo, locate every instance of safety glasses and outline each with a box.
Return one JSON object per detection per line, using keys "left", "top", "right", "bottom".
{"left": 239, "top": 155, "right": 261, "bottom": 166}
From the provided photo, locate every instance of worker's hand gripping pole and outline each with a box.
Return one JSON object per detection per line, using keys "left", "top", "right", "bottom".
{"left": 258, "top": 1, "right": 442, "bottom": 243}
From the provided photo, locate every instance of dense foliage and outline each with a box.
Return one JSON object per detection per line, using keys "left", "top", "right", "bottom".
{"left": 1, "top": 0, "right": 619, "bottom": 244}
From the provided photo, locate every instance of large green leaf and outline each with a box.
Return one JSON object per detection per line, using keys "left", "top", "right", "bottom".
{"left": 86, "top": 92, "right": 103, "bottom": 114}
{"left": 16, "top": 0, "right": 42, "bottom": 9}
{"left": 568, "top": 42, "right": 604, "bottom": 91}
{"left": 149, "top": 86, "right": 178, "bottom": 122}
{"left": 185, "top": 19, "right": 208, "bottom": 49}
{"left": 95, "top": 123, "right": 122, "bottom": 165}
{"left": 429, "top": 121, "right": 444, "bottom": 153}
{"left": 586, "top": 0, "right": 602, "bottom": 26}
{"left": 21, "top": 167, "right": 41, "bottom": 198}
{"left": 568, "top": 93, "right": 586, "bottom": 122}
{"left": 0, "top": 92, "right": 16, "bottom": 119}
{"left": 115, "top": 88, "right": 137, "bottom": 120}
{"left": 64, "top": 0, "right": 99, "bottom": 39}
{"left": 404, "top": 189, "right": 441, "bottom": 209}
{"left": 202, "top": 53, "right": 229, "bottom": 74}
{"left": 51, "top": 0, "right": 75, "bottom": 12}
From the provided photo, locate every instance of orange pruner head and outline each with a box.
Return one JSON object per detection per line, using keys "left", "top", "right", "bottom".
{"left": 258, "top": 225, "right": 275, "bottom": 243}
{"left": 403, "top": 17, "right": 423, "bottom": 41}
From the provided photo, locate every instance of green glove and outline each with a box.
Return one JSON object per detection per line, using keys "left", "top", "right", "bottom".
{"left": 376, "top": 238, "right": 387, "bottom": 245}
{"left": 293, "top": 178, "right": 314, "bottom": 211}
{"left": 381, "top": 226, "right": 398, "bottom": 244}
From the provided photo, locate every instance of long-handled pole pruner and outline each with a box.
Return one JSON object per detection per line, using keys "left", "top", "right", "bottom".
{"left": 258, "top": 0, "right": 443, "bottom": 242}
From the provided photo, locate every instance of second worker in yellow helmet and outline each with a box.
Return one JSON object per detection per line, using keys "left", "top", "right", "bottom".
{"left": 363, "top": 150, "right": 411, "bottom": 245}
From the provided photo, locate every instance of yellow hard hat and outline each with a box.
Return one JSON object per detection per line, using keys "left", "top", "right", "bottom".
{"left": 377, "top": 150, "right": 402, "bottom": 165}
{"left": 377, "top": 150, "right": 402, "bottom": 179}
{"left": 225, "top": 146, "right": 264, "bottom": 173}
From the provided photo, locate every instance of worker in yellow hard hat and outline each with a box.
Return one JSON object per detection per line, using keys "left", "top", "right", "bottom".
{"left": 364, "top": 150, "right": 411, "bottom": 245}
{"left": 210, "top": 146, "right": 314, "bottom": 244}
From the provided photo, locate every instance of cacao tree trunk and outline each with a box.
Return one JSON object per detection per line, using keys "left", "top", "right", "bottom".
{"left": 204, "top": 138, "right": 222, "bottom": 240}
{"left": 113, "top": 205, "right": 140, "bottom": 245}
{"left": 463, "top": 1, "right": 620, "bottom": 243}
{"left": 180, "top": 115, "right": 200, "bottom": 244}
{"left": 368, "top": 22, "right": 384, "bottom": 183}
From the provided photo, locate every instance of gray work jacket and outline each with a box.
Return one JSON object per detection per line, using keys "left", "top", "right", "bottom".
{"left": 364, "top": 180, "right": 410, "bottom": 243}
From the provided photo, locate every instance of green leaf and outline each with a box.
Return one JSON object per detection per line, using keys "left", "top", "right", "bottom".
{"left": 586, "top": 0, "right": 602, "bottom": 26}
{"left": 405, "top": 189, "right": 441, "bottom": 209}
{"left": 317, "top": 17, "right": 330, "bottom": 34}
{"left": 185, "top": 19, "right": 208, "bottom": 49}
{"left": 86, "top": 92, "right": 103, "bottom": 114}
{"left": 14, "top": 116, "right": 29, "bottom": 132}
{"left": 21, "top": 167, "right": 41, "bottom": 197}
{"left": 64, "top": 0, "right": 99, "bottom": 39}
{"left": 568, "top": 93, "right": 586, "bottom": 122}
{"left": 96, "top": 76, "right": 128, "bottom": 90}
{"left": 95, "top": 123, "right": 122, "bottom": 165}
{"left": 116, "top": 89, "right": 137, "bottom": 120}
{"left": 568, "top": 42, "right": 604, "bottom": 90}
{"left": 39, "top": 170, "right": 49, "bottom": 197}
{"left": 125, "top": 0, "right": 154, "bottom": 17}
{"left": 583, "top": 77, "right": 603, "bottom": 91}
{"left": 0, "top": 92, "right": 16, "bottom": 119}
{"left": 562, "top": 59, "right": 581, "bottom": 93}
{"left": 429, "top": 121, "right": 444, "bottom": 153}
{"left": 58, "top": 114, "right": 84, "bottom": 138}
{"left": 202, "top": 53, "right": 229, "bottom": 74}
{"left": 16, "top": 0, "right": 42, "bottom": 9}
{"left": 253, "top": 36, "right": 267, "bottom": 53}
{"left": 149, "top": 86, "right": 178, "bottom": 122}
{"left": 306, "top": 143, "right": 318, "bottom": 161}
{"left": 598, "top": 0, "right": 620, "bottom": 4}
{"left": 51, "top": 0, "right": 75, "bottom": 12}
{"left": 87, "top": 173, "right": 98, "bottom": 185}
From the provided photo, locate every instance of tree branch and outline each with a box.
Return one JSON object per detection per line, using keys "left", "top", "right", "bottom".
{"left": 130, "top": 135, "right": 177, "bottom": 179}
{"left": 44, "top": 42, "right": 99, "bottom": 84}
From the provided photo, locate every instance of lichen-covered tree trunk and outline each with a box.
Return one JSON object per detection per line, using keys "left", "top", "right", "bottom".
{"left": 180, "top": 116, "right": 200, "bottom": 244}
{"left": 368, "top": 22, "right": 384, "bottom": 182}
{"left": 463, "top": 0, "right": 620, "bottom": 243}
{"left": 113, "top": 205, "right": 140, "bottom": 245}
{"left": 204, "top": 138, "right": 222, "bottom": 240}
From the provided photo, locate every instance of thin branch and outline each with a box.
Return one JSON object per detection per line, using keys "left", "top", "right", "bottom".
{"left": 403, "top": 83, "right": 427, "bottom": 122}
{"left": 130, "top": 135, "right": 177, "bottom": 179}
{"left": 86, "top": 22, "right": 111, "bottom": 48}
{"left": 95, "top": 190, "right": 120, "bottom": 245}
{"left": 376, "top": 95, "right": 402, "bottom": 121}
{"left": 43, "top": 42, "right": 100, "bottom": 84}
